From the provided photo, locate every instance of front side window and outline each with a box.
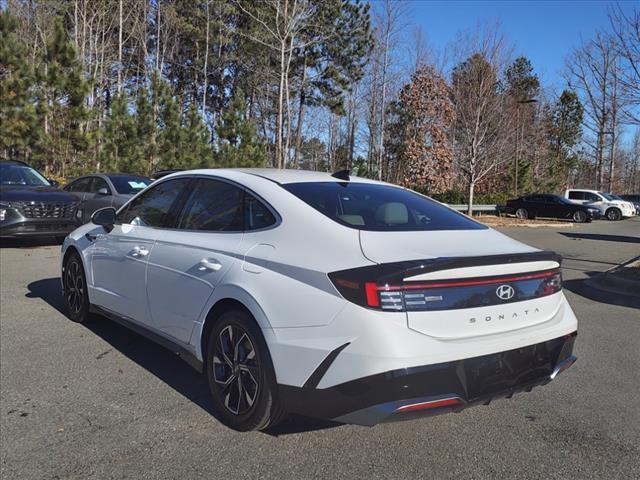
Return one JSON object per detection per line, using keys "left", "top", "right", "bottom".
{"left": 65, "top": 177, "right": 92, "bottom": 192}
{"left": 118, "top": 178, "right": 190, "bottom": 227}
{"left": 90, "top": 177, "right": 111, "bottom": 194}
{"left": 586, "top": 192, "right": 602, "bottom": 202}
{"left": 0, "top": 164, "right": 50, "bottom": 187}
{"left": 283, "top": 182, "right": 486, "bottom": 231}
{"left": 179, "top": 179, "right": 244, "bottom": 231}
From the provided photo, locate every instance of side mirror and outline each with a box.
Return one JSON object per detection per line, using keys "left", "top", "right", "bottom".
{"left": 48, "top": 179, "right": 60, "bottom": 187}
{"left": 91, "top": 207, "right": 116, "bottom": 229}
{"left": 97, "top": 187, "right": 110, "bottom": 196}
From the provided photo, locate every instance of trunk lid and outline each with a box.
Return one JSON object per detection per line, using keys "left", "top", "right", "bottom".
{"left": 358, "top": 230, "right": 562, "bottom": 339}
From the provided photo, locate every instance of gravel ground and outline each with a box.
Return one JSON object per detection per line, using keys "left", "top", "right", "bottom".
{"left": 1, "top": 217, "right": 639, "bottom": 480}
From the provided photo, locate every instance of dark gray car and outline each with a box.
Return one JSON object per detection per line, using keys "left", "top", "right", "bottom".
{"left": 64, "top": 174, "right": 151, "bottom": 224}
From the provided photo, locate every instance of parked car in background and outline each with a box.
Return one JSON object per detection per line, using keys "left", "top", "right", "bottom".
{"left": 503, "top": 194, "right": 599, "bottom": 223}
{"left": 61, "top": 169, "right": 577, "bottom": 431}
{"left": 0, "top": 160, "right": 80, "bottom": 240}
{"left": 64, "top": 173, "right": 151, "bottom": 224}
{"left": 618, "top": 194, "right": 639, "bottom": 215}
{"left": 150, "top": 169, "right": 182, "bottom": 180}
{"left": 564, "top": 188, "right": 635, "bottom": 221}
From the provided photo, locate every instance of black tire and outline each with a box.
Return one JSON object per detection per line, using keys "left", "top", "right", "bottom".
{"left": 515, "top": 208, "right": 529, "bottom": 220}
{"left": 205, "top": 309, "right": 286, "bottom": 431}
{"left": 62, "top": 251, "right": 91, "bottom": 323}
{"left": 572, "top": 210, "right": 587, "bottom": 223}
{"left": 606, "top": 208, "right": 621, "bottom": 221}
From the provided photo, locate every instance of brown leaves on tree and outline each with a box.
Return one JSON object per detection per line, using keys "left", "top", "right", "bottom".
{"left": 394, "top": 66, "right": 455, "bottom": 193}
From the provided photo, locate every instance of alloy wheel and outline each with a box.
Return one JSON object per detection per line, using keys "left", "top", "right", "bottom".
{"left": 212, "top": 325, "right": 260, "bottom": 415}
{"left": 516, "top": 208, "right": 528, "bottom": 219}
{"left": 573, "top": 210, "right": 586, "bottom": 223}
{"left": 64, "top": 259, "right": 84, "bottom": 315}
{"left": 607, "top": 209, "right": 621, "bottom": 221}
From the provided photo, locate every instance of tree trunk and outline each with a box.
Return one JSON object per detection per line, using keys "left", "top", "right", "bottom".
{"left": 202, "top": 0, "right": 210, "bottom": 118}
{"left": 293, "top": 59, "right": 308, "bottom": 169}
{"left": 378, "top": 28, "right": 390, "bottom": 181}
{"left": 276, "top": 37, "right": 286, "bottom": 169}
{"left": 117, "top": 0, "right": 123, "bottom": 93}
{"left": 467, "top": 180, "right": 475, "bottom": 216}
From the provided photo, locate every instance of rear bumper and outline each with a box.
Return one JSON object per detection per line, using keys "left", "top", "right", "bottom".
{"left": 278, "top": 331, "right": 577, "bottom": 426}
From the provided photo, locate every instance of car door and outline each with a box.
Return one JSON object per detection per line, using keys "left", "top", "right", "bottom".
{"left": 528, "top": 195, "right": 546, "bottom": 217}
{"left": 89, "top": 177, "right": 191, "bottom": 327}
{"left": 543, "top": 196, "right": 564, "bottom": 219}
{"left": 64, "top": 177, "right": 93, "bottom": 220}
{"left": 82, "top": 176, "right": 114, "bottom": 222}
{"left": 145, "top": 178, "right": 245, "bottom": 344}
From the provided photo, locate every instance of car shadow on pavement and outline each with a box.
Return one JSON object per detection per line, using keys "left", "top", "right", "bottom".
{"left": 560, "top": 232, "right": 640, "bottom": 244}
{"left": 25, "top": 277, "right": 342, "bottom": 436}
{"left": 563, "top": 276, "right": 640, "bottom": 309}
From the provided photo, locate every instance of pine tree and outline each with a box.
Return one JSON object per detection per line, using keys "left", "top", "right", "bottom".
{"left": 36, "top": 18, "right": 90, "bottom": 176}
{"left": 215, "top": 89, "right": 266, "bottom": 167}
{"left": 100, "top": 93, "right": 145, "bottom": 174}
{"left": 181, "top": 104, "right": 214, "bottom": 169}
{"left": 546, "top": 90, "right": 584, "bottom": 188}
{"left": 0, "top": 11, "right": 41, "bottom": 162}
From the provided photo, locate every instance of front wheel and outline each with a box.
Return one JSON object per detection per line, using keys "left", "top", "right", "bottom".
{"left": 63, "top": 251, "right": 91, "bottom": 323}
{"left": 206, "top": 309, "right": 286, "bottom": 431}
{"left": 515, "top": 208, "right": 529, "bottom": 220}
{"left": 606, "top": 208, "right": 622, "bottom": 221}
{"left": 572, "top": 210, "right": 587, "bottom": 223}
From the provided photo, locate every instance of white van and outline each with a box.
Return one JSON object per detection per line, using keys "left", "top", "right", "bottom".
{"left": 564, "top": 189, "right": 636, "bottom": 220}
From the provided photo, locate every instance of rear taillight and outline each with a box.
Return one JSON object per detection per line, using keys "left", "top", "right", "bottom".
{"left": 329, "top": 265, "right": 562, "bottom": 312}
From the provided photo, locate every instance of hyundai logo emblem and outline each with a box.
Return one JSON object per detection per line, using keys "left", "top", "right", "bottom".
{"left": 496, "top": 285, "right": 515, "bottom": 300}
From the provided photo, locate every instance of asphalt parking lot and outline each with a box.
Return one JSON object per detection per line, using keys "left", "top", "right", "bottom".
{"left": 1, "top": 217, "right": 639, "bottom": 480}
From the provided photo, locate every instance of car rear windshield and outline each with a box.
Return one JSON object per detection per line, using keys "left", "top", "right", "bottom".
{"left": 109, "top": 176, "right": 151, "bottom": 194}
{"left": 283, "top": 182, "right": 486, "bottom": 231}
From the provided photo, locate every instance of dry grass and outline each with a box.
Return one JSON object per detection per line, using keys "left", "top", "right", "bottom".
{"left": 474, "top": 215, "right": 574, "bottom": 228}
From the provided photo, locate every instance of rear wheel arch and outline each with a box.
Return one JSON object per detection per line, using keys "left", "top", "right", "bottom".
{"left": 200, "top": 297, "right": 272, "bottom": 364}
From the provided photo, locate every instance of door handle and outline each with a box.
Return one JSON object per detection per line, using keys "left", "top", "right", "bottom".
{"left": 199, "top": 259, "right": 222, "bottom": 271}
{"left": 131, "top": 245, "right": 149, "bottom": 257}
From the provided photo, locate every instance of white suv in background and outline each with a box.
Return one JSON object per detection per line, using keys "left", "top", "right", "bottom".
{"left": 564, "top": 189, "right": 636, "bottom": 221}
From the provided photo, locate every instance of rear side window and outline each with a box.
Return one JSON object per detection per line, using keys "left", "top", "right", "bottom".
{"left": 568, "top": 191, "right": 584, "bottom": 200}
{"left": 179, "top": 179, "right": 244, "bottom": 231}
{"left": 245, "top": 193, "right": 276, "bottom": 230}
{"left": 283, "top": 182, "right": 486, "bottom": 231}
{"left": 118, "top": 178, "right": 190, "bottom": 227}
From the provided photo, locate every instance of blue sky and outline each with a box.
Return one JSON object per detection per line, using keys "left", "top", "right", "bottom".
{"left": 407, "top": 0, "right": 637, "bottom": 89}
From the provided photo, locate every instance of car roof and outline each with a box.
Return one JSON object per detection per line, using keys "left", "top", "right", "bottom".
{"left": 167, "top": 168, "right": 385, "bottom": 185}
{"left": 0, "top": 160, "right": 31, "bottom": 167}
{"left": 73, "top": 173, "right": 148, "bottom": 179}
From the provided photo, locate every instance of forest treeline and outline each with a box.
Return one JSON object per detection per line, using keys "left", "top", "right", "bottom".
{"left": 1, "top": 1, "right": 639, "bottom": 211}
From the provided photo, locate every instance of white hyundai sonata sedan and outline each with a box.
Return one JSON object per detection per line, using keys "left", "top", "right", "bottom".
{"left": 61, "top": 169, "right": 578, "bottom": 431}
